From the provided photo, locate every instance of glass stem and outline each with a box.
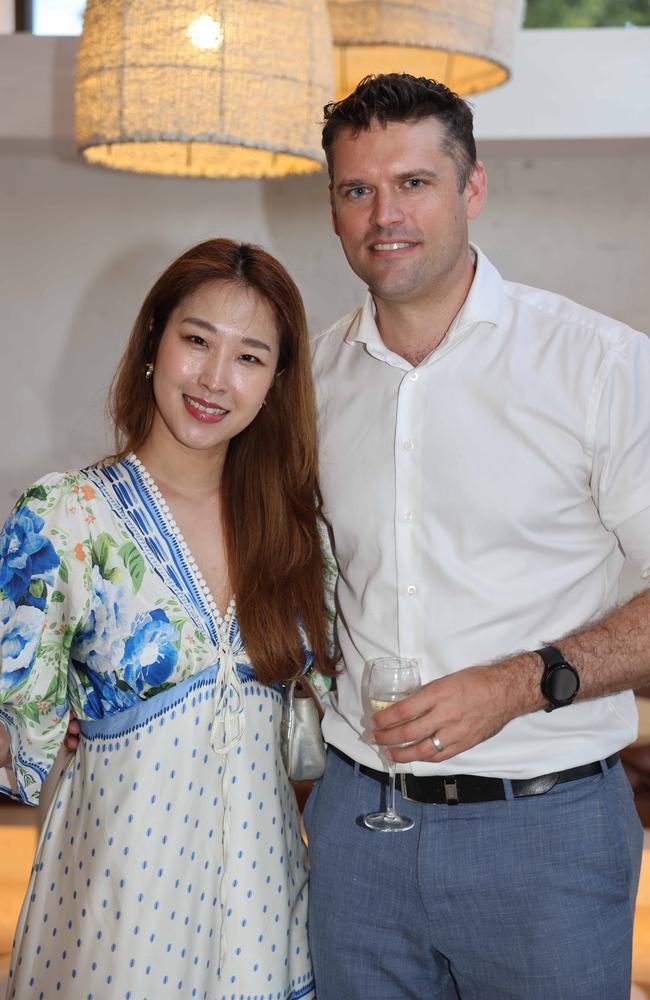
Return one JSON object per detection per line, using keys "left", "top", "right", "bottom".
{"left": 387, "top": 761, "right": 398, "bottom": 818}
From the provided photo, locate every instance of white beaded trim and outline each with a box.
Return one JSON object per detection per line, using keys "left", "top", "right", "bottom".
{"left": 127, "top": 453, "right": 235, "bottom": 637}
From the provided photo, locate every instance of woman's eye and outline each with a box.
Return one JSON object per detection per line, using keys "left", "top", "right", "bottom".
{"left": 240, "top": 354, "right": 260, "bottom": 364}
{"left": 184, "top": 334, "right": 208, "bottom": 347}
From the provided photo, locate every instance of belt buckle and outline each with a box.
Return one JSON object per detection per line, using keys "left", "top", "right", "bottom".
{"left": 444, "top": 777, "right": 459, "bottom": 804}
{"left": 400, "top": 772, "right": 460, "bottom": 804}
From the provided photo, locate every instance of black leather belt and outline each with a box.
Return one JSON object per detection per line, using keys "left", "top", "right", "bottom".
{"left": 330, "top": 746, "right": 620, "bottom": 805}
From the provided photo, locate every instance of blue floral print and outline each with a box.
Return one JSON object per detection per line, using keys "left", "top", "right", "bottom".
{"left": 71, "top": 565, "right": 128, "bottom": 676}
{"left": 0, "top": 507, "right": 59, "bottom": 602}
{"left": 71, "top": 574, "right": 179, "bottom": 716}
{"left": 82, "top": 665, "right": 140, "bottom": 718}
{"left": 121, "top": 608, "right": 179, "bottom": 692}
{"left": 0, "top": 599, "right": 45, "bottom": 691}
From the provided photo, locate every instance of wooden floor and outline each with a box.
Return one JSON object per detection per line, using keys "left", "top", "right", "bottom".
{"left": 634, "top": 836, "right": 650, "bottom": 992}
{"left": 0, "top": 810, "right": 38, "bottom": 997}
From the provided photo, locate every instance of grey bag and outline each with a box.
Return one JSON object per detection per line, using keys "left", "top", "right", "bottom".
{"left": 280, "top": 676, "right": 326, "bottom": 781}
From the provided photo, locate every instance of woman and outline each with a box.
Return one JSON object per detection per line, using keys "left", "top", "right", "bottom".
{"left": 0, "top": 239, "right": 331, "bottom": 999}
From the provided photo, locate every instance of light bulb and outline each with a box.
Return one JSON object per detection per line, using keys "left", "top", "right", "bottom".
{"left": 187, "top": 14, "right": 224, "bottom": 51}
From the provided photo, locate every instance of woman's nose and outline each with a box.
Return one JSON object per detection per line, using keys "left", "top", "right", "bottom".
{"left": 199, "top": 350, "right": 229, "bottom": 393}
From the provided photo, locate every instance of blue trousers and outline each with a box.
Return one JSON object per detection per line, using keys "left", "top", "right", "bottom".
{"left": 305, "top": 748, "right": 643, "bottom": 1000}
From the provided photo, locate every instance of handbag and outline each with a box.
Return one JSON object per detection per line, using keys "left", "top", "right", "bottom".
{"left": 280, "top": 675, "right": 326, "bottom": 781}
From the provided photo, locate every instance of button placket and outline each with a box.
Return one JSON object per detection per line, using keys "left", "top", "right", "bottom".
{"left": 395, "top": 370, "right": 421, "bottom": 655}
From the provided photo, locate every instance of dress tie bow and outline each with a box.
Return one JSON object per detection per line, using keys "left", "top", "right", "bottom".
{"left": 210, "top": 642, "right": 245, "bottom": 754}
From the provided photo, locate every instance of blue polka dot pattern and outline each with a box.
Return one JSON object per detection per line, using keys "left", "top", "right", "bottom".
{"left": 7, "top": 665, "right": 314, "bottom": 1000}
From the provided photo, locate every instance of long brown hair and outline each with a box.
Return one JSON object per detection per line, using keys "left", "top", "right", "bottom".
{"left": 108, "top": 238, "right": 332, "bottom": 684}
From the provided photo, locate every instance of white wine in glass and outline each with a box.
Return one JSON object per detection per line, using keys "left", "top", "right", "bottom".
{"left": 364, "top": 656, "right": 421, "bottom": 833}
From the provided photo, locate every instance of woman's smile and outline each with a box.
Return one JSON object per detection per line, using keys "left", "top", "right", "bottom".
{"left": 182, "top": 393, "right": 229, "bottom": 423}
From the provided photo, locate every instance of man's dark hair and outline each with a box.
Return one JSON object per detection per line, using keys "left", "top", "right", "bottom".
{"left": 322, "top": 73, "right": 477, "bottom": 192}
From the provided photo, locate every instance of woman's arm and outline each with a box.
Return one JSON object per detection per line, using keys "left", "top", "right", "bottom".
{"left": 0, "top": 474, "right": 85, "bottom": 803}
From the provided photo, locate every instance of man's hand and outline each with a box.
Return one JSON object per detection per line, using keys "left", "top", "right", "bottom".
{"left": 373, "top": 585, "right": 650, "bottom": 764}
{"left": 372, "top": 658, "right": 543, "bottom": 763}
{"left": 64, "top": 714, "right": 81, "bottom": 753}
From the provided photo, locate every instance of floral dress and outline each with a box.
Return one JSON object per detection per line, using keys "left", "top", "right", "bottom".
{"left": 0, "top": 459, "right": 315, "bottom": 1000}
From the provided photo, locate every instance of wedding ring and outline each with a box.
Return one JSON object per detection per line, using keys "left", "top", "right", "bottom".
{"left": 431, "top": 734, "right": 444, "bottom": 753}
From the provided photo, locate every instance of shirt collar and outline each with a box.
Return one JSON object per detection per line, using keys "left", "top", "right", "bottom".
{"left": 344, "top": 244, "right": 507, "bottom": 362}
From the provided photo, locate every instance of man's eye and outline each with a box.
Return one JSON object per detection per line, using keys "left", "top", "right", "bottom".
{"left": 348, "top": 187, "right": 369, "bottom": 198}
{"left": 405, "top": 178, "right": 424, "bottom": 189}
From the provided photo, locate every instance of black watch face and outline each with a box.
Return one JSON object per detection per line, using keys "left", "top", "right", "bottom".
{"left": 548, "top": 665, "right": 578, "bottom": 702}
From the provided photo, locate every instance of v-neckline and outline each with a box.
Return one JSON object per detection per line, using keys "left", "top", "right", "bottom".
{"left": 126, "top": 455, "right": 235, "bottom": 640}
{"left": 87, "top": 460, "right": 235, "bottom": 649}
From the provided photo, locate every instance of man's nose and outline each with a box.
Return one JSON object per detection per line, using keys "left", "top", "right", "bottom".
{"left": 370, "top": 188, "right": 405, "bottom": 229}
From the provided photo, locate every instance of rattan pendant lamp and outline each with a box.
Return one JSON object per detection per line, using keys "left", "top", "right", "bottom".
{"left": 76, "top": 0, "right": 335, "bottom": 179}
{"left": 328, "top": 0, "right": 525, "bottom": 99}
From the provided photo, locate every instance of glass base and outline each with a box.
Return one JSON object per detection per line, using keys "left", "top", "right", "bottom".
{"left": 363, "top": 809, "right": 414, "bottom": 832}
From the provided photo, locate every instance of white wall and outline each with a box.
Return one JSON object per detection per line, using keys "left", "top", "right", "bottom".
{"left": 0, "top": 0, "right": 13, "bottom": 33}
{"left": 1, "top": 32, "right": 649, "bottom": 604}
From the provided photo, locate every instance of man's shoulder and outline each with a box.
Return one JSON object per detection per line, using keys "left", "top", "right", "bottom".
{"left": 310, "top": 306, "right": 363, "bottom": 367}
{"left": 503, "top": 277, "right": 642, "bottom": 350}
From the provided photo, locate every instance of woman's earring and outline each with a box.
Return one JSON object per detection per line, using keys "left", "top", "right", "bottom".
{"left": 145, "top": 363, "right": 154, "bottom": 380}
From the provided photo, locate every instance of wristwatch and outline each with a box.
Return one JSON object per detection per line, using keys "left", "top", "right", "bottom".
{"left": 536, "top": 645, "right": 580, "bottom": 712}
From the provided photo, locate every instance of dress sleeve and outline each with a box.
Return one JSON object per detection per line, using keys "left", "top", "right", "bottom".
{"left": 0, "top": 474, "right": 89, "bottom": 805}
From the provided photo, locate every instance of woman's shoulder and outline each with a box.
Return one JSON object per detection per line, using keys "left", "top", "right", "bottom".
{"left": 5, "top": 466, "right": 126, "bottom": 548}
{"left": 19, "top": 468, "right": 90, "bottom": 495}
{"left": 12, "top": 468, "right": 104, "bottom": 518}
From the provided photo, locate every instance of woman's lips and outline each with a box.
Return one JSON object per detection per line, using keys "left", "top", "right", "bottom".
{"left": 183, "top": 394, "right": 228, "bottom": 423}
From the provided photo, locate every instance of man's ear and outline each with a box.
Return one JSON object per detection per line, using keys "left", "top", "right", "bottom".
{"left": 330, "top": 188, "right": 340, "bottom": 236}
{"left": 465, "top": 161, "right": 487, "bottom": 221}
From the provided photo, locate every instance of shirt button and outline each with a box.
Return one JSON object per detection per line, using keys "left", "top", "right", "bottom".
{"left": 403, "top": 440, "right": 415, "bottom": 451}
{"left": 403, "top": 511, "right": 414, "bottom": 523}
{"left": 409, "top": 371, "right": 419, "bottom": 381}
{"left": 407, "top": 585, "right": 417, "bottom": 596}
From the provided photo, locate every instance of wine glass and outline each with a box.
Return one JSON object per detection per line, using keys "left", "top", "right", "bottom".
{"left": 363, "top": 656, "right": 421, "bottom": 833}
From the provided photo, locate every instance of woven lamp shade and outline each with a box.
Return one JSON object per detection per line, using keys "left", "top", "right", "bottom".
{"left": 328, "top": 0, "right": 524, "bottom": 100}
{"left": 76, "top": 0, "right": 334, "bottom": 178}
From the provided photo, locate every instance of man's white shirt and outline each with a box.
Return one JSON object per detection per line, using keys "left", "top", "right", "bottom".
{"left": 312, "top": 246, "right": 650, "bottom": 779}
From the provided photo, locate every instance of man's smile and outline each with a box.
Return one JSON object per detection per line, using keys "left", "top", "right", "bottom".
{"left": 369, "top": 240, "right": 419, "bottom": 255}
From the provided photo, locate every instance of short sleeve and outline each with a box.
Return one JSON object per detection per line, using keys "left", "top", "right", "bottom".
{"left": 0, "top": 474, "right": 88, "bottom": 804}
{"left": 589, "top": 332, "right": 650, "bottom": 567}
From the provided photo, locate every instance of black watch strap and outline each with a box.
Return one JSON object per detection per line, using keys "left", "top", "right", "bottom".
{"left": 537, "top": 645, "right": 580, "bottom": 712}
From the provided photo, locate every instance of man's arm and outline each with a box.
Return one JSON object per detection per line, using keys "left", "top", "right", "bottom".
{"left": 374, "top": 586, "right": 650, "bottom": 764}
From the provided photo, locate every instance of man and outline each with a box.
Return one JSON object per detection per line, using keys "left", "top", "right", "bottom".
{"left": 305, "top": 73, "right": 650, "bottom": 1000}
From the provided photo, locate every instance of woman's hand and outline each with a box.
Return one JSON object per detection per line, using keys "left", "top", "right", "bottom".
{"left": 0, "top": 722, "right": 11, "bottom": 768}
{"left": 64, "top": 714, "right": 81, "bottom": 753}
